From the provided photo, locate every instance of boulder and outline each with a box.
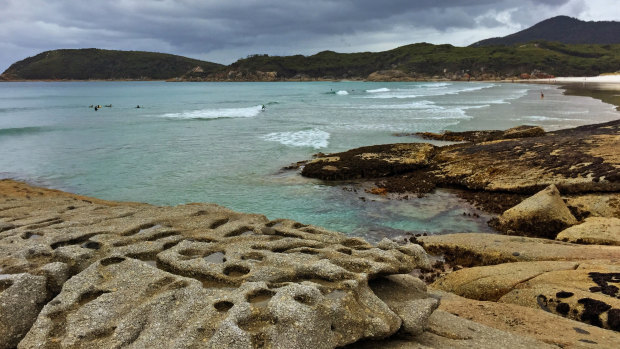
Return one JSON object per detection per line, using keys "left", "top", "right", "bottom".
{"left": 556, "top": 217, "right": 620, "bottom": 245}
{"left": 494, "top": 185, "right": 578, "bottom": 238}
{"left": 502, "top": 125, "right": 545, "bottom": 139}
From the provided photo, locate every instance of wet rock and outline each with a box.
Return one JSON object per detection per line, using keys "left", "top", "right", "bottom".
{"left": 494, "top": 185, "right": 578, "bottom": 238}
{"left": 502, "top": 125, "right": 546, "bottom": 139}
{"left": 415, "top": 125, "right": 544, "bottom": 143}
{"left": 301, "top": 143, "right": 435, "bottom": 180}
{"left": 556, "top": 217, "right": 620, "bottom": 246}
{"left": 0, "top": 273, "right": 48, "bottom": 349}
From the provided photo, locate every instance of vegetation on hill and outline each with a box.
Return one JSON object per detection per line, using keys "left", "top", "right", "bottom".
{"left": 3, "top": 41, "right": 620, "bottom": 82}
{"left": 471, "top": 16, "right": 620, "bottom": 47}
{"left": 1, "top": 49, "right": 224, "bottom": 80}
{"left": 218, "top": 41, "right": 620, "bottom": 80}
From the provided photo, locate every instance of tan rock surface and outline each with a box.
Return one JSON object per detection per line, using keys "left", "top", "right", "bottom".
{"left": 417, "top": 233, "right": 620, "bottom": 267}
{"left": 431, "top": 260, "right": 620, "bottom": 331}
{"left": 565, "top": 193, "right": 620, "bottom": 218}
{"left": 345, "top": 310, "right": 558, "bottom": 349}
{"left": 557, "top": 217, "right": 620, "bottom": 245}
{"left": 430, "top": 261, "right": 580, "bottom": 301}
{"left": 432, "top": 289, "right": 620, "bottom": 348}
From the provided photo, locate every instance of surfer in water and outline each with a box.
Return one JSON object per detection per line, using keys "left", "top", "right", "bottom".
{"left": 262, "top": 104, "right": 266, "bottom": 111}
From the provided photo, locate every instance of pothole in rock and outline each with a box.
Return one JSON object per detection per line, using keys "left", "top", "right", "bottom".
{"left": 247, "top": 289, "right": 275, "bottom": 308}
{"left": 223, "top": 265, "right": 250, "bottom": 277}
{"left": 213, "top": 300, "right": 234, "bottom": 312}
{"left": 204, "top": 252, "right": 226, "bottom": 264}
{"left": 23, "top": 232, "right": 42, "bottom": 240}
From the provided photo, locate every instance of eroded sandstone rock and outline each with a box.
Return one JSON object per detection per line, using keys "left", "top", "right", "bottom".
{"left": 0, "top": 180, "right": 434, "bottom": 348}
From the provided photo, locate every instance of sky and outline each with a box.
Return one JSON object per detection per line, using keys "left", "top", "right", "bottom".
{"left": 1, "top": 0, "right": 619, "bottom": 72}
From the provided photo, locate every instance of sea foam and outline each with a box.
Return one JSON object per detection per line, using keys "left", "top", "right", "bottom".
{"left": 365, "top": 87, "right": 390, "bottom": 93}
{"left": 262, "top": 129, "right": 330, "bottom": 149}
{"left": 161, "top": 105, "right": 263, "bottom": 119}
{"left": 336, "top": 90, "right": 349, "bottom": 95}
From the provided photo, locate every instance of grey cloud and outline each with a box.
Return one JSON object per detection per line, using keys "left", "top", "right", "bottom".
{"left": 0, "top": 0, "right": 606, "bottom": 71}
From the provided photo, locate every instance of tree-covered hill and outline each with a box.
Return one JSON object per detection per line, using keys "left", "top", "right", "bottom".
{"left": 3, "top": 41, "right": 620, "bottom": 82}
{"left": 471, "top": 16, "right": 620, "bottom": 47}
{"left": 218, "top": 41, "right": 620, "bottom": 80}
{"left": 1, "top": 48, "right": 224, "bottom": 80}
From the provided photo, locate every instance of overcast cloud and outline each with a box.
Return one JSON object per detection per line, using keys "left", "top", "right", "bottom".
{"left": 1, "top": 0, "right": 619, "bottom": 72}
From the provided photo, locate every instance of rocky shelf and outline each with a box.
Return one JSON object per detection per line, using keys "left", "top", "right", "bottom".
{"left": 1, "top": 119, "right": 620, "bottom": 348}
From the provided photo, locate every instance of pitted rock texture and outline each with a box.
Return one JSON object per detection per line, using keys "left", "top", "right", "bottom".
{"left": 302, "top": 119, "right": 620, "bottom": 195}
{"left": 432, "top": 260, "right": 620, "bottom": 331}
{"left": 0, "top": 180, "right": 433, "bottom": 348}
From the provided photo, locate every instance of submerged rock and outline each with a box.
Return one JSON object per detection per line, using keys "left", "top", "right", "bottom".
{"left": 493, "top": 185, "right": 578, "bottom": 238}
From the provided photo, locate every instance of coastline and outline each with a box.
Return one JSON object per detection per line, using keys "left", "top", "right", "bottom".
{"left": 1, "top": 96, "right": 619, "bottom": 346}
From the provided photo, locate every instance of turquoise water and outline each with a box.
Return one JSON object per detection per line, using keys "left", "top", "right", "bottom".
{"left": 1, "top": 81, "right": 618, "bottom": 241}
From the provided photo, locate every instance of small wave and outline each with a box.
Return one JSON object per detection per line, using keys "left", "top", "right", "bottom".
{"left": 521, "top": 115, "right": 584, "bottom": 122}
{"left": 262, "top": 129, "right": 330, "bottom": 149}
{"left": 336, "top": 90, "right": 349, "bottom": 95}
{"left": 161, "top": 105, "right": 263, "bottom": 120}
{"left": 0, "top": 126, "right": 48, "bottom": 137}
{"left": 365, "top": 88, "right": 390, "bottom": 93}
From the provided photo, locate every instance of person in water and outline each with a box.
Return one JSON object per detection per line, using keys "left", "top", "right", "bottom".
{"left": 136, "top": 105, "right": 141, "bottom": 108}
{"left": 262, "top": 105, "right": 266, "bottom": 110}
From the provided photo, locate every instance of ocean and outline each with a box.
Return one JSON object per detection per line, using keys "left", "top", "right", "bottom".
{"left": 1, "top": 81, "right": 618, "bottom": 241}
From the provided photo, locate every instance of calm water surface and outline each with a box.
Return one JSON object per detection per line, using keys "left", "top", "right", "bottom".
{"left": 1, "top": 81, "right": 617, "bottom": 241}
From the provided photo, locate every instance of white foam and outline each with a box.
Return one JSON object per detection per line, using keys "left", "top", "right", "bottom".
{"left": 365, "top": 87, "right": 390, "bottom": 93}
{"left": 336, "top": 90, "right": 349, "bottom": 95}
{"left": 161, "top": 105, "right": 263, "bottom": 119}
{"left": 521, "top": 115, "right": 584, "bottom": 121}
{"left": 262, "top": 129, "right": 330, "bottom": 149}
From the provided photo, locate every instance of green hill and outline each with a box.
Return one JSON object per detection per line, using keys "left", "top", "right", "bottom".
{"left": 219, "top": 41, "right": 620, "bottom": 80}
{"left": 3, "top": 41, "right": 620, "bottom": 82}
{"left": 471, "top": 16, "right": 620, "bottom": 47}
{"left": 1, "top": 48, "right": 224, "bottom": 80}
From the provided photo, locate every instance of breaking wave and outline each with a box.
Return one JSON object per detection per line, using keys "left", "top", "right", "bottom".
{"left": 262, "top": 129, "right": 330, "bottom": 149}
{"left": 160, "top": 105, "right": 263, "bottom": 119}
